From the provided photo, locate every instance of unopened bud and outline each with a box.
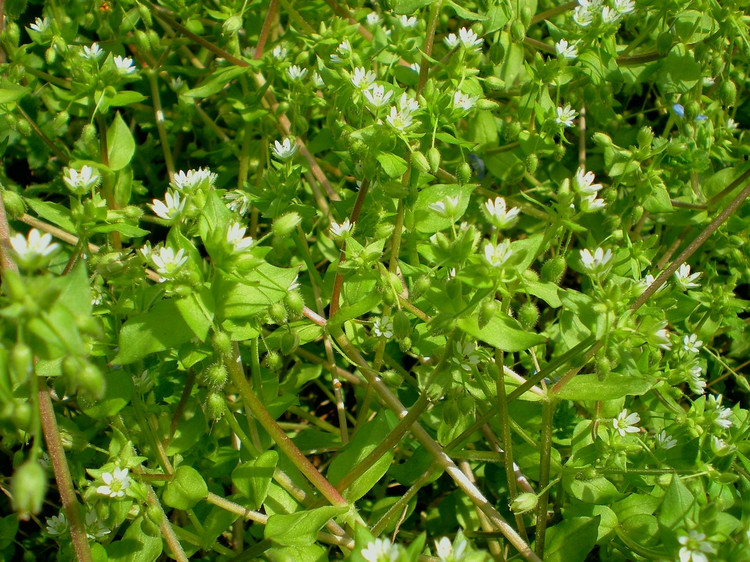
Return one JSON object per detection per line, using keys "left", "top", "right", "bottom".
{"left": 478, "top": 299, "right": 498, "bottom": 329}
{"left": 411, "top": 151, "right": 430, "bottom": 174}
{"left": 510, "top": 492, "right": 538, "bottom": 514}
{"left": 272, "top": 212, "right": 302, "bottom": 238}
{"left": 11, "top": 460, "right": 47, "bottom": 520}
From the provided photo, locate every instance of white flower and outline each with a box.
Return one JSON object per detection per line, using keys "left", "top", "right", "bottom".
{"left": 484, "top": 197, "right": 520, "bottom": 229}
{"left": 444, "top": 33, "right": 460, "bottom": 50}
{"left": 397, "top": 15, "right": 418, "bottom": 28}
{"left": 434, "top": 534, "right": 468, "bottom": 561}
{"left": 484, "top": 240, "right": 513, "bottom": 268}
{"left": 452, "top": 91, "right": 478, "bottom": 111}
{"left": 579, "top": 247, "right": 613, "bottom": 275}
{"left": 364, "top": 84, "right": 394, "bottom": 108}
{"left": 29, "top": 17, "right": 50, "bottom": 33}
{"left": 678, "top": 530, "right": 715, "bottom": 562}
{"left": 113, "top": 55, "right": 136, "bottom": 74}
{"left": 10, "top": 228, "right": 60, "bottom": 267}
{"left": 674, "top": 263, "right": 701, "bottom": 289}
{"left": 150, "top": 190, "right": 184, "bottom": 222}
{"left": 351, "top": 67, "right": 377, "bottom": 90}
{"left": 458, "top": 27, "right": 483, "bottom": 50}
{"left": 272, "top": 45, "right": 287, "bottom": 59}
{"left": 688, "top": 365, "right": 706, "bottom": 395}
{"left": 271, "top": 138, "right": 298, "bottom": 160}
{"left": 712, "top": 435, "right": 731, "bottom": 455}
{"left": 573, "top": 6, "right": 594, "bottom": 26}
{"left": 580, "top": 193, "right": 606, "bottom": 212}
{"left": 224, "top": 190, "right": 252, "bottom": 215}
{"left": 287, "top": 65, "right": 308, "bottom": 81}
{"left": 362, "top": 537, "right": 399, "bottom": 562}
{"left": 453, "top": 341, "right": 481, "bottom": 372}
{"left": 46, "top": 512, "right": 67, "bottom": 535}
{"left": 409, "top": 62, "right": 421, "bottom": 73}
{"left": 709, "top": 395, "right": 733, "bottom": 429}
{"left": 556, "top": 104, "right": 578, "bottom": 127}
{"left": 727, "top": 118, "right": 739, "bottom": 130}
{"left": 655, "top": 430, "right": 677, "bottom": 450}
{"left": 612, "top": 409, "right": 640, "bottom": 437}
{"left": 151, "top": 247, "right": 188, "bottom": 281}
{"left": 96, "top": 467, "right": 131, "bottom": 498}
{"left": 85, "top": 510, "right": 111, "bottom": 540}
{"left": 331, "top": 40, "right": 351, "bottom": 63}
{"left": 650, "top": 321, "right": 672, "bottom": 350}
{"left": 171, "top": 168, "right": 217, "bottom": 191}
{"left": 702, "top": 76, "right": 715, "bottom": 88}
{"left": 366, "top": 12, "right": 381, "bottom": 26}
{"left": 82, "top": 43, "right": 104, "bottom": 60}
{"left": 601, "top": 6, "right": 621, "bottom": 23}
{"left": 639, "top": 273, "right": 667, "bottom": 294}
{"left": 226, "top": 222, "right": 254, "bottom": 252}
{"left": 330, "top": 218, "right": 354, "bottom": 238}
{"left": 613, "top": 0, "right": 636, "bottom": 14}
{"left": 312, "top": 72, "right": 325, "bottom": 88}
{"left": 63, "top": 165, "right": 101, "bottom": 194}
{"left": 397, "top": 93, "right": 419, "bottom": 114}
{"left": 386, "top": 107, "right": 413, "bottom": 130}
{"left": 372, "top": 316, "right": 394, "bottom": 339}
{"left": 555, "top": 39, "right": 578, "bottom": 59}
{"left": 683, "top": 334, "right": 702, "bottom": 353}
{"left": 573, "top": 168, "right": 602, "bottom": 194}
{"left": 429, "top": 195, "right": 460, "bottom": 218}
{"left": 170, "top": 77, "right": 184, "bottom": 91}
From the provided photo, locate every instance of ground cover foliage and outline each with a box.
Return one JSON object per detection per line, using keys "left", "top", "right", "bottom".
{"left": 1, "top": 0, "right": 750, "bottom": 559}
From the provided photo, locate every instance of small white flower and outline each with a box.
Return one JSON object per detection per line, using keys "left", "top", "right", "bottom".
{"left": 580, "top": 193, "right": 607, "bottom": 212}
{"left": 484, "top": 240, "right": 513, "bottom": 268}
{"left": 171, "top": 168, "right": 217, "bottom": 191}
{"left": 453, "top": 341, "right": 481, "bottom": 372}
{"left": 434, "top": 534, "right": 468, "bottom": 561}
{"left": 579, "top": 247, "right": 613, "bottom": 275}
{"left": 688, "top": 365, "right": 706, "bottom": 395}
{"left": 612, "top": 409, "right": 640, "bottom": 437}
{"left": 727, "top": 118, "right": 739, "bottom": 130}
{"left": 63, "top": 165, "right": 101, "bottom": 194}
{"left": 364, "top": 84, "right": 394, "bottom": 108}
{"left": 312, "top": 72, "right": 325, "bottom": 88}
{"left": 170, "top": 77, "right": 184, "bottom": 91}
{"left": 362, "top": 537, "right": 400, "bottom": 562}
{"left": 650, "top": 321, "right": 672, "bottom": 350}
{"left": 38, "top": 452, "right": 51, "bottom": 469}
{"left": 366, "top": 12, "right": 381, "bottom": 26}
{"left": 10, "top": 228, "right": 60, "bottom": 267}
{"left": 484, "top": 197, "right": 520, "bottom": 229}
{"left": 397, "top": 93, "right": 419, "bottom": 114}
{"left": 29, "top": 17, "right": 50, "bottom": 33}
{"left": 372, "top": 316, "right": 394, "bottom": 339}
{"left": 397, "top": 15, "right": 418, "bottom": 28}
{"left": 655, "top": 430, "right": 677, "bottom": 450}
{"left": 272, "top": 138, "right": 299, "bottom": 160}
{"left": 678, "top": 530, "right": 715, "bottom": 562}
{"left": 46, "top": 512, "right": 67, "bottom": 536}
{"left": 96, "top": 467, "right": 131, "bottom": 498}
{"left": 444, "top": 33, "right": 460, "bottom": 49}
{"left": 287, "top": 65, "right": 308, "bottom": 81}
{"left": 613, "top": 0, "right": 636, "bottom": 14}
{"left": 150, "top": 190, "right": 184, "bottom": 222}
{"left": 351, "top": 67, "right": 377, "bottom": 90}
{"left": 702, "top": 76, "right": 716, "bottom": 88}
{"left": 555, "top": 39, "right": 578, "bottom": 59}
{"left": 113, "top": 55, "right": 136, "bottom": 74}
{"left": 573, "top": 168, "right": 602, "bottom": 194}
{"left": 226, "top": 222, "right": 254, "bottom": 252}
{"left": 272, "top": 45, "right": 287, "bottom": 60}
{"left": 409, "top": 62, "right": 421, "bottom": 73}
{"left": 151, "top": 247, "right": 188, "bottom": 281}
{"left": 330, "top": 218, "right": 354, "bottom": 238}
{"left": 573, "top": 6, "right": 594, "bottom": 26}
{"left": 452, "top": 91, "right": 478, "bottom": 111}
{"left": 556, "top": 104, "right": 578, "bottom": 127}
{"left": 429, "top": 195, "right": 460, "bottom": 218}
{"left": 712, "top": 435, "right": 731, "bottom": 455}
{"left": 683, "top": 334, "right": 703, "bottom": 354}
{"left": 82, "top": 43, "right": 104, "bottom": 60}
{"left": 601, "top": 6, "right": 621, "bottom": 24}
{"left": 708, "top": 394, "right": 733, "bottom": 429}
{"left": 674, "top": 263, "right": 701, "bottom": 289}
{"left": 386, "top": 107, "right": 413, "bottom": 130}
{"left": 331, "top": 40, "right": 351, "bottom": 63}
{"left": 85, "top": 510, "right": 111, "bottom": 540}
{"left": 224, "top": 190, "right": 252, "bottom": 215}
{"left": 458, "top": 27, "right": 483, "bottom": 50}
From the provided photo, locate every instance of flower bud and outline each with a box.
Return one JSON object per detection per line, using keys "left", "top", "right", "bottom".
{"left": 212, "top": 331, "right": 233, "bottom": 359}
{"left": 81, "top": 123, "right": 97, "bottom": 145}
{"left": 272, "top": 212, "right": 302, "bottom": 237}
{"left": 280, "top": 330, "right": 299, "bottom": 355}
{"left": 205, "top": 392, "right": 225, "bottom": 420}
{"left": 504, "top": 121, "right": 522, "bottom": 141}
{"left": 510, "top": 492, "right": 538, "bottom": 514}
{"left": 16, "top": 119, "right": 31, "bottom": 137}
{"left": 412, "top": 276, "right": 431, "bottom": 298}
{"left": 77, "top": 361, "right": 106, "bottom": 400}
{"left": 269, "top": 302, "right": 288, "bottom": 325}
{"left": 10, "top": 343, "right": 33, "bottom": 385}
{"left": 510, "top": 20, "right": 526, "bottom": 43}
{"left": 457, "top": 162, "right": 472, "bottom": 185}
{"left": 264, "top": 351, "right": 283, "bottom": 370}
{"left": 285, "top": 290, "right": 305, "bottom": 318}
{"left": 517, "top": 302, "right": 539, "bottom": 330}
{"left": 11, "top": 460, "right": 47, "bottom": 520}
{"left": 411, "top": 151, "right": 430, "bottom": 174}
{"left": 2, "top": 191, "right": 26, "bottom": 220}
{"left": 135, "top": 30, "right": 150, "bottom": 52}
{"left": 656, "top": 31, "right": 672, "bottom": 56}
{"left": 10, "top": 401, "right": 31, "bottom": 432}
{"left": 525, "top": 153, "right": 538, "bottom": 174}
{"left": 684, "top": 101, "right": 700, "bottom": 121}
{"left": 667, "top": 140, "right": 688, "bottom": 156}
{"left": 398, "top": 336, "right": 412, "bottom": 352}
{"left": 591, "top": 132, "right": 613, "bottom": 147}
{"left": 222, "top": 14, "right": 243, "bottom": 35}
{"left": 145, "top": 503, "right": 163, "bottom": 527}
{"left": 45, "top": 47, "right": 56, "bottom": 65}
{"left": 204, "top": 363, "right": 228, "bottom": 390}
{"left": 478, "top": 299, "right": 498, "bottom": 329}
{"left": 637, "top": 126, "right": 654, "bottom": 149}
{"left": 540, "top": 256, "right": 566, "bottom": 283}
{"left": 719, "top": 81, "right": 737, "bottom": 106}
{"left": 427, "top": 147, "right": 441, "bottom": 173}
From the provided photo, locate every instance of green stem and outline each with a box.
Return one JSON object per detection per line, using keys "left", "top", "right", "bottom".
{"left": 147, "top": 70, "right": 175, "bottom": 180}
{"left": 418, "top": 1, "right": 441, "bottom": 95}
{"left": 372, "top": 463, "right": 438, "bottom": 536}
{"left": 534, "top": 399, "right": 555, "bottom": 558}
{"left": 16, "top": 105, "right": 69, "bottom": 164}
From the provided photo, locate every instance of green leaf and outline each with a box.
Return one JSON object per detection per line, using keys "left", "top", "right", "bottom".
{"left": 175, "top": 289, "right": 215, "bottom": 342}
{"left": 414, "top": 183, "right": 476, "bottom": 234}
{"left": 525, "top": 280, "right": 562, "bottom": 307}
{"left": 564, "top": 475, "right": 620, "bottom": 504}
{"left": 163, "top": 465, "right": 208, "bottom": 510}
{"left": 564, "top": 504, "right": 618, "bottom": 543}
{"left": 182, "top": 66, "right": 248, "bottom": 99}
{"left": 112, "top": 299, "right": 195, "bottom": 364}
{"left": 107, "top": 112, "right": 136, "bottom": 171}
{"left": 458, "top": 310, "right": 546, "bottom": 352}
{"left": 216, "top": 263, "right": 298, "bottom": 320}
{"left": 107, "top": 91, "right": 147, "bottom": 107}
{"left": 658, "top": 475, "right": 698, "bottom": 531}
{"left": 0, "top": 85, "right": 29, "bottom": 104}
{"left": 468, "top": 110, "right": 498, "bottom": 146}
{"left": 390, "top": 0, "right": 437, "bottom": 15}
{"left": 25, "top": 198, "right": 76, "bottom": 233}
{"left": 554, "top": 374, "right": 654, "bottom": 401}
{"left": 0, "top": 515, "right": 18, "bottom": 551}
{"left": 81, "top": 372, "right": 133, "bottom": 419}
{"left": 328, "top": 411, "right": 398, "bottom": 501}
{"left": 107, "top": 516, "right": 163, "bottom": 562}
{"left": 544, "top": 516, "right": 599, "bottom": 562}
{"left": 446, "top": 0, "right": 488, "bottom": 20}
{"left": 376, "top": 152, "right": 408, "bottom": 178}
{"left": 232, "top": 451, "right": 279, "bottom": 509}
{"left": 265, "top": 506, "right": 348, "bottom": 547}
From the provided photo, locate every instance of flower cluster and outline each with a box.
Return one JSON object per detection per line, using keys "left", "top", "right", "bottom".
{"left": 572, "top": 168, "right": 606, "bottom": 212}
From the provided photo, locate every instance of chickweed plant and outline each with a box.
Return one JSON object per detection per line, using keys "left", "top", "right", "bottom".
{"left": 0, "top": 0, "right": 749, "bottom": 560}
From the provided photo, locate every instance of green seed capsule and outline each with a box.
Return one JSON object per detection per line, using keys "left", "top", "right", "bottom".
{"left": 2, "top": 191, "right": 26, "bottom": 220}
{"left": 719, "top": 81, "right": 737, "bottom": 106}
{"left": 540, "top": 256, "right": 566, "bottom": 284}
{"left": 280, "top": 330, "right": 299, "bottom": 355}
{"left": 411, "top": 151, "right": 430, "bottom": 174}
{"left": 478, "top": 299, "right": 498, "bottom": 329}
{"left": 205, "top": 392, "right": 225, "bottom": 420}
{"left": 285, "top": 291, "right": 305, "bottom": 317}
{"left": 656, "top": 31, "right": 672, "bottom": 56}
{"left": 457, "top": 162, "right": 472, "bottom": 184}
{"left": 212, "top": 331, "right": 232, "bottom": 359}
{"left": 11, "top": 460, "right": 47, "bottom": 520}
{"left": 269, "top": 302, "right": 288, "bottom": 325}
{"left": 517, "top": 302, "right": 539, "bottom": 330}
{"left": 427, "top": 147, "right": 441, "bottom": 173}
{"left": 264, "top": 351, "right": 283, "bottom": 370}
